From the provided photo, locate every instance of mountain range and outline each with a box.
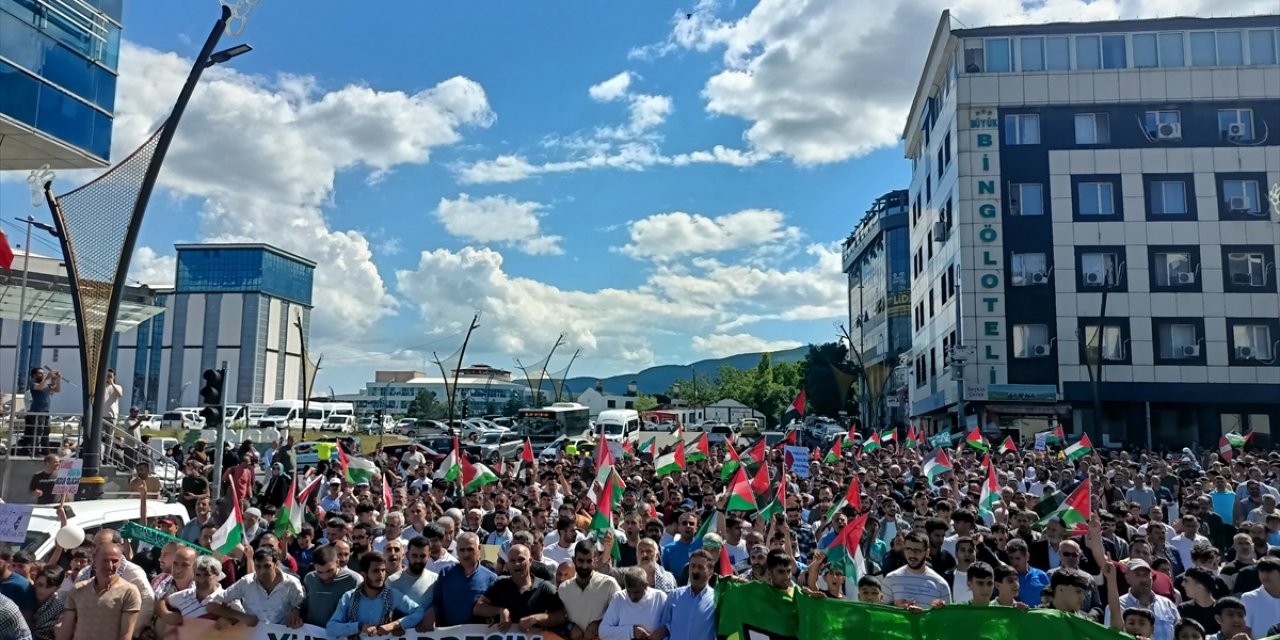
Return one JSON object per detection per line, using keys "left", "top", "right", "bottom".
{"left": 524, "top": 345, "right": 809, "bottom": 396}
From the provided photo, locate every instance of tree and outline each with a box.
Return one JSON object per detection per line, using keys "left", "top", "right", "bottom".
{"left": 800, "top": 342, "right": 859, "bottom": 418}
{"left": 633, "top": 394, "right": 658, "bottom": 413}
{"left": 502, "top": 396, "right": 525, "bottom": 417}
{"left": 667, "top": 372, "right": 719, "bottom": 414}
{"left": 406, "top": 390, "right": 444, "bottom": 420}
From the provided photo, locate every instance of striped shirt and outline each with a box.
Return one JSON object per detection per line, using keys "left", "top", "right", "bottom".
{"left": 880, "top": 566, "right": 952, "bottom": 607}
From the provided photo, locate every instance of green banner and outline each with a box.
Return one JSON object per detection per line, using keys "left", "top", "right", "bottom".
{"left": 717, "top": 586, "right": 1131, "bottom": 640}
{"left": 120, "top": 521, "right": 214, "bottom": 556}
{"left": 929, "top": 430, "right": 953, "bottom": 447}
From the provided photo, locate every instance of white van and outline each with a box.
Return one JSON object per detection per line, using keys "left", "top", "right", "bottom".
{"left": 596, "top": 409, "right": 641, "bottom": 441}
{"left": 20, "top": 500, "right": 190, "bottom": 561}
{"left": 257, "top": 399, "right": 305, "bottom": 430}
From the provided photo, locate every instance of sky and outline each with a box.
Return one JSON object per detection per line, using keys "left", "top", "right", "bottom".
{"left": 0, "top": 0, "right": 1273, "bottom": 395}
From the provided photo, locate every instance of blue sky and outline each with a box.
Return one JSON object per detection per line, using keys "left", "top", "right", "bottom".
{"left": 2, "top": 0, "right": 1268, "bottom": 394}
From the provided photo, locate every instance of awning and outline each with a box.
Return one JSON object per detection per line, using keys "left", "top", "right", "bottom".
{"left": 0, "top": 257, "right": 164, "bottom": 330}
{"left": 984, "top": 403, "right": 1072, "bottom": 416}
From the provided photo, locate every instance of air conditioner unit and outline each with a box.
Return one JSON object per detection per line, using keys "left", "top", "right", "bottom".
{"left": 1229, "top": 196, "right": 1252, "bottom": 212}
{"left": 1227, "top": 123, "right": 1247, "bottom": 140}
{"left": 1181, "top": 345, "right": 1200, "bottom": 357}
{"left": 1033, "top": 344, "right": 1051, "bottom": 356}
{"left": 1085, "top": 272, "right": 1103, "bottom": 285}
{"left": 1031, "top": 272, "right": 1048, "bottom": 284}
{"left": 1237, "top": 346, "right": 1255, "bottom": 360}
{"left": 1176, "top": 272, "right": 1196, "bottom": 284}
{"left": 1155, "top": 122, "right": 1182, "bottom": 141}
{"left": 934, "top": 221, "right": 949, "bottom": 242}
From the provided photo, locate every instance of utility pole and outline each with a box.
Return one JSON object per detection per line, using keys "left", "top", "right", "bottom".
{"left": 953, "top": 278, "right": 967, "bottom": 433}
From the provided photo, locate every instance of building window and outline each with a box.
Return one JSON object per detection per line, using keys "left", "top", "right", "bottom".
{"left": 1248, "top": 30, "right": 1277, "bottom": 65}
{"left": 1231, "top": 322, "right": 1276, "bottom": 364}
{"left": 1191, "top": 31, "right": 1244, "bottom": 66}
{"left": 1133, "top": 34, "right": 1158, "bottom": 67}
{"left": 1009, "top": 183, "right": 1044, "bottom": 216}
{"left": 1156, "top": 321, "right": 1202, "bottom": 361}
{"left": 1082, "top": 324, "right": 1126, "bottom": 362}
{"left": 1076, "top": 35, "right": 1101, "bottom": 69}
{"left": 1013, "top": 324, "right": 1051, "bottom": 359}
{"left": 1046, "top": 36, "right": 1071, "bottom": 69}
{"left": 1076, "top": 35, "right": 1127, "bottom": 70}
{"left": 1020, "top": 37, "right": 1044, "bottom": 71}
{"left": 1226, "top": 250, "right": 1269, "bottom": 288}
{"left": 1159, "top": 32, "right": 1186, "bottom": 66}
{"left": 1074, "top": 113, "right": 1110, "bottom": 145}
{"left": 1081, "top": 251, "right": 1121, "bottom": 288}
{"left": 1077, "top": 181, "right": 1116, "bottom": 216}
{"left": 1144, "top": 110, "right": 1182, "bottom": 140}
{"left": 1153, "top": 250, "right": 1197, "bottom": 288}
{"left": 930, "top": 347, "right": 938, "bottom": 377}
{"left": 1218, "top": 109, "right": 1255, "bottom": 141}
{"left": 1003, "top": 114, "right": 1040, "bottom": 145}
{"left": 1148, "top": 180, "right": 1188, "bottom": 216}
{"left": 52, "top": 349, "right": 59, "bottom": 363}
{"left": 985, "top": 38, "right": 1012, "bottom": 72}
{"left": 1221, "top": 178, "right": 1263, "bottom": 215}
{"left": 607, "top": 400, "right": 616, "bottom": 408}
{"left": 1011, "top": 253, "right": 1048, "bottom": 286}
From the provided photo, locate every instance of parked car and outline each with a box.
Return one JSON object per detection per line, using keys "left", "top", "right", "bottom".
{"left": 323, "top": 415, "right": 355, "bottom": 433}
{"left": 359, "top": 415, "right": 393, "bottom": 434}
{"left": 737, "top": 418, "right": 762, "bottom": 437}
{"left": 161, "top": 410, "right": 202, "bottom": 430}
{"left": 707, "top": 424, "right": 735, "bottom": 446}
{"left": 397, "top": 419, "right": 447, "bottom": 437}
{"left": 21, "top": 500, "right": 190, "bottom": 561}
{"left": 417, "top": 434, "right": 456, "bottom": 455}
{"left": 466, "top": 430, "right": 525, "bottom": 463}
{"left": 382, "top": 442, "right": 447, "bottom": 466}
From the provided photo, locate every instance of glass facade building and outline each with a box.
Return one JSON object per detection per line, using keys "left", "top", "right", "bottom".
{"left": 0, "top": 0, "right": 122, "bottom": 167}
{"left": 176, "top": 245, "right": 315, "bottom": 306}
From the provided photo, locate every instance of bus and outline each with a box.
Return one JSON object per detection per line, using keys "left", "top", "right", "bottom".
{"left": 516, "top": 402, "right": 591, "bottom": 445}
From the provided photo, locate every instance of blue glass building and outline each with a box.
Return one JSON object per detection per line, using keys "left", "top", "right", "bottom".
{"left": 0, "top": 0, "right": 122, "bottom": 169}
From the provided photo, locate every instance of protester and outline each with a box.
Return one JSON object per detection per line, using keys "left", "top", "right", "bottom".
{"left": 206, "top": 547, "right": 305, "bottom": 626}
{"left": 60, "top": 543, "right": 141, "bottom": 640}
{"left": 324, "top": 551, "right": 423, "bottom": 637}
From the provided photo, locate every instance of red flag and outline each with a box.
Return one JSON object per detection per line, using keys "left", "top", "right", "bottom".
{"left": 750, "top": 460, "right": 770, "bottom": 496}
{"left": 718, "top": 545, "right": 734, "bottom": 577}
{"left": 746, "top": 438, "right": 766, "bottom": 465}
{"left": 725, "top": 467, "right": 758, "bottom": 511}
{"left": 840, "top": 475, "right": 862, "bottom": 513}
{"left": 0, "top": 231, "right": 13, "bottom": 271}
{"left": 521, "top": 438, "right": 535, "bottom": 464}
{"left": 596, "top": 428, "right": 615, "bottom": 472}
{"left": 381, "top": 471, "right": 393, "bottom": 511}
{"left": 774, "top": 430, "right": 797, "bottom": 450}
{"left": 999, "top": 436, "right": 1017, "bottom": 454}
{"left": 789, "top": 390, "right": 805, "bottom": 415}
{"left": 1218, "top": 435, "right": 1234, "bottom": 462}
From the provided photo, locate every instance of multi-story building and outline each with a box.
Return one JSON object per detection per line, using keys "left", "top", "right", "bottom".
{"left": 0, "top": 0, "right": 122, "bottom": 169}
{"left": 338, "top": 366, "right": 531, "bottom": 416}
{"left": 842, "top": 189, "right": 912, "bottom": 428}
{"left": 904, "top": 13, "right": 1279, "bottom": 448}
{"left": 4, "top": 243, "right": 316, "bottom": 413}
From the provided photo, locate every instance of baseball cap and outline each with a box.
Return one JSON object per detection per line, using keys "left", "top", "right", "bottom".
{"left": 1126, "top": 559, "right": 1151, "bottom": 572}
{"left": 329, "top": 477, "right": 341, "bottom": 484}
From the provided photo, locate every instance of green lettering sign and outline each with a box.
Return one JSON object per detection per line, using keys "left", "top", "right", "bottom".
{"left": 982, "top": 297, "right": 999, "bottom": 312}
{"left": 979, "top": 227, "right": 998, "bottom": 242}
{"left": 981, "top": 274, "right": 1000, "bottom": 288}
{"left": 985, "top": 345, "right": 1001, "bottom": 360}
{"left": 983, "top": 251, "right": 998, "bottom": 266}
{"left": 976, "top": 133, "right": 993, "bottom": 147}
{"left": 979, "top": 203, "right": 997, "bottom": 218}
{"left": 985, "top": 322, "right": 1000, "bottom": 336}
{"left": 978, "top": 180, "right": 995, "bottom": 194}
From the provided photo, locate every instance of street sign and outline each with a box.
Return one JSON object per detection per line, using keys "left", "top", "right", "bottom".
{"left": 53, "top": 459, "right": 83, "bottom": 496}
{"left": 964, "top": 383, "right": 988, "bottom": 401}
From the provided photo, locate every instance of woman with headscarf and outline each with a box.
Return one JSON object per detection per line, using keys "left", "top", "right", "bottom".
{"left": 260, "top": 462, "right": 290, "bottom": 508}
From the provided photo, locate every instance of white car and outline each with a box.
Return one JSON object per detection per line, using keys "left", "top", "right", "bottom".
{"left": 161, "top": 410, "right": 202, "bottom": 430}
{"left": 20, "top": 500, "right": 189, "bottom": 562}
{"left": 324, "top": 415, "right": 356, "bottom": 433}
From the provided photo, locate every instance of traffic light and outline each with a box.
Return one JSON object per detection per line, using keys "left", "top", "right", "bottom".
{"left": 374, "top": 409, "right": 383, "bottom": 424}
{"left": 199, "top": 368, "right": 224, "bottom": 428}
{"left": 461, "top": 404, "right": 471, "bottom": 418}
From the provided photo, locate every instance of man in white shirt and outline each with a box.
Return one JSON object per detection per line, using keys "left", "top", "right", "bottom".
{"left": 1168, "top": 514, "right": 1211, "bottom": 571}
{"left": 206, "top": 547, "right": 305, "bottom": 626}
{"left": 1240, "top": 557, "right": 1280, "bottom": 637}
{"left": 1104, "top": 559, "right": 1179, "bottom": 640}
{"left": 599, "top": 567, "right": 666, "bottom": 640}
{"left": 543, "top": 516, "right": 579, "bottom": 567}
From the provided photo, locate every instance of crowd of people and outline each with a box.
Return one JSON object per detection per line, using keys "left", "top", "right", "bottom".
{"left": 1, "top": 425, "right": 1279, "bottom": 640}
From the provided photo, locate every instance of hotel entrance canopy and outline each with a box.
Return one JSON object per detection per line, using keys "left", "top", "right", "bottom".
{"left": 0, "top": 253, "right": 164, "bottom": 329}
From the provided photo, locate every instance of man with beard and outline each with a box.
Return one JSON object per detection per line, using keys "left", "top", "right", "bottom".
{"left": 473, "top": 544, "right": 565, "bottom": 633}
{"left": 881, "top": 530, "right": 951, "bottom": 609}
{"left": 651, "top": 549, "right": 716, "bottom": 640}
{"left": 421, "top": 533, "right": 498, "bottom": 629}
{"left": 325, "top": 552, "right": 423, "bottom": 637}
{"left": 388, "top": 537, "right": 437, "bottom": 602}
{"left": 636, "top": 538, "right": 677, "bottom": 592}
{"left": 558, "top": 540, "right": 620, "bottom": 640}
{"left": 288, "top": 545, "right": 361, "bottom": 628}
{"left": 178, "top": 497, "right": 213, "bottom": 544}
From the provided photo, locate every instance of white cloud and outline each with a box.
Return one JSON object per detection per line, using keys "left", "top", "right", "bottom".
{"left": 620, "top": 209, "right": 800, "bottom": 261}
{"left": 107, "top": 43, "right": 493, "bottom": 340}
{"left": 129, "top": 246, "right": 176, "bottom": 288}
{"left": 455, "top": 142, "right": 769, "bottom": 185}
{"left": 692, "top": 333, "right": 803, "bottom": 357}
{"left": 435, "top": 194, "right": 564, "bottom": 255}
{"left": 395, "top": 243, "right": 843, "bottom": 372}
{"left": 638, "top": 0, "right": 1277, "bottom": 165}
{"left": 589, "top": 71, "right": 633, "bottom": 102}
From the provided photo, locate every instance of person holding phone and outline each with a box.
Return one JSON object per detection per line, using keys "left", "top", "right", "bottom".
{"left": 20, "top": 367, "right": 60, "bottom": 456}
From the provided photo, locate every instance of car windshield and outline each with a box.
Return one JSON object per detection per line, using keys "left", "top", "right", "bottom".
{"left": 600, "top": 423, "right": 625, "bottom": 435}
{"left": 479, "top": 433, "right": 502, "bottom": 444}
{"left": 326, "top": 416, "right": 345, "bottom": 423}
{"left": 265, "top": 407, "right": 291, "bottom": 416}
{"left": 20, "top": 530, "right": 49, "bottom": 556}
{"left": 712, "top": 426, "right": 732, "bottom": 434}
{"left": 162, "top": 412, "right": 181, "bottom": 420}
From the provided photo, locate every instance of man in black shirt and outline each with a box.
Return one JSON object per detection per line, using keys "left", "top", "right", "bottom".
{"left": 473, "top": 543, "right": 566, "bottom": 632}
{"left": 28, "top": 454, "right": 59, "bottom": 504}
{"left": 178, "top": 461, "right": 210, "bottom": 518}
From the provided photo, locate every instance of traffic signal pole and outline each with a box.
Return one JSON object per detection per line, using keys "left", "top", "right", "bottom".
{"left": 204, "top": 363, "right": 228, "bottom": 503}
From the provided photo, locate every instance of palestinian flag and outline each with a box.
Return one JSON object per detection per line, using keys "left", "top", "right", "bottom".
{"left": 691, "top": 512, "right": 715, "bottom": 548}
{"left": 721, "top": 441, "right": 744, "bottom": 481}
{"left": 750, "top": 461, "right": 770, "bottom": 496}
{"left": 1063, "top": 434, "right": 1094, "bottom": 461}
{"left": 434, "top": 437, "right": 461, "bottom": 481}
{"left": 842, "top": 424, "right": 858, "bottom": 447}
{"left": 1033, "top": 491, "right": 1066, "bottom": 520}
{"left": 589, "top": 475, "right": 616, "bottom": 533}
{"left": 1224, "top": 432, "right": 1251, "bottom": 448}
{"left": 823, "top": 511, "right": 869, "bottom": 582}
{"left": 999, "top": 436, "right": 1017, "bottom": 454}
{"left": 1218, "top": 435, "right": 1235, "bottom": 462}
{"left": 904, "top": 425, "right": 921, "bottom": 448}
{"left": 965, "top": 426, "right": 989, "bottom": 452}
{"left": 687, "top": 432, "right": 711, "bottom": 463}
{"left": 825, "top": 475, "right": 861, "bottom": 521}
{"left": 746, "top": 438, "right": 766, "bottom": 466}
{"left": 621, "top": 440, "right": 634, "bottom": 458}
{"left": 726, "top": 467, "right": 758, "bottom": 512}
{"left": 823, "top": 438, "right": 843, "bottom": 464}
{"left": 212, "top": 478, "right": 244, "bottom": 557}
{"left": 922, "top": 448, "right": 952, "bottom": 485}
{"left": 338, "top": 447, "right": 377, "bottom": 484}
{"left": 655, "top": 440, "right": 686, "bottom": 477}
{"left": 638, "top": 436, "right": 657, "bottom": 457}
{"left": 381, "top": 471, "right": 393, "bottom": 509}
{"left": 521, "top": 438, "right": 536, "bottom": 464}
{"left": 718, "top": 545, "right": 734, "bottom": 577}
{"left": 861, "top": 431, "right": 881, "bottom": 454}
{"left": 782, "top": 390, "right": 805, "bottom": 425}
{"left": 758, "top": 472, "right": 786, "bottom": 520}
{"left": 773, "top": 430, "right": 797, "bottom": 450}
{"left": 596, "top": 430, "right": 616, "bottom": 472}
{"left": 1043, "top": 424, "right": 1065, "bottom": 445}
{"left": 1035, "top": 477, "right": 1090, "bottom": 535}
{"left": 880, "top": 428, "right": 896, "bottom": 444}
{"left": 276, "top": 476, "right": 321, "bottom": 537}
{"left": 459, "top": 456, "right": 499, "bottom": 494}
{"left": 978, "top": 456, "right": 999, "bottom": 517}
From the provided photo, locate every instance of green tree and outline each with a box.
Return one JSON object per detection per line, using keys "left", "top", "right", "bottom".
{"left": 502, "top": 396, "right": 525, "bottom": 417}
{"left": 406, "top": 390, "right": 445, "bottom": 420}
{"left": 633, "top": 393, "right": 658, "bottom": 413}
{"left": 800, "top": 342, "right": 859, "bottom": 418}
{"left": 667, "top": 372, "right": 719, "bottom": 414}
